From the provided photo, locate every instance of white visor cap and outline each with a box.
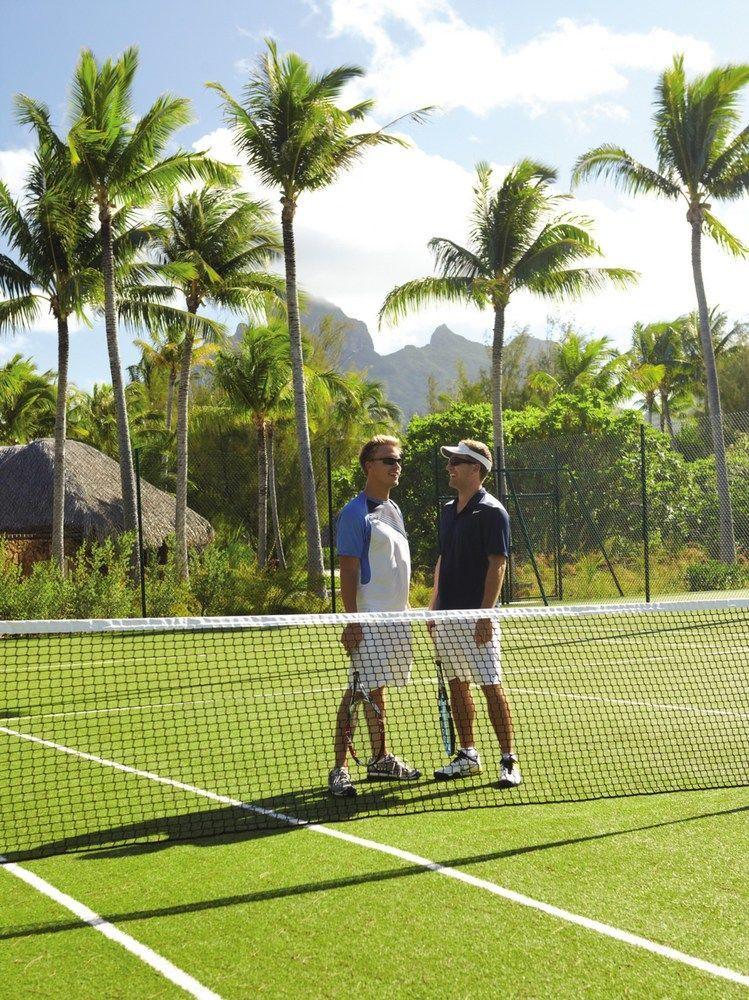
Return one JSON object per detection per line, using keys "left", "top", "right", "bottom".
{"left": 440, "top": 442, "right": 492, "bottom": 471}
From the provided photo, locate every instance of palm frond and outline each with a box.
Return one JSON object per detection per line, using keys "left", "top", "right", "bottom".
{"left": 0, "top": 294, "right": 44, "bottom": 334}
{"left": 702, "top": 210, "right": 748, "bottom": 257}
{"left": 379, "top": 276, "right": 483, "bottom": 327}
{"left": 525, "top": 266, "right": 638, "bottom": 300}
{"left": 572, "top": 145, "right": 680, "bottom": 197}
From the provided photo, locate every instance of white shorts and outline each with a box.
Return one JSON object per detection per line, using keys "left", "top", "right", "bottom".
{"left": 432, "top": 619, "right": 502, "bottom": 686}
{"left": 350, "top": 623, "right": 413, "bottom": 691}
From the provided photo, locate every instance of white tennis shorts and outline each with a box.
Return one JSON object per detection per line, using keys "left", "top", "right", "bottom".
{"left": 350, "top": 623, "right": 413, "bottom": 691}
{"left": 432, "top": 619, "right": 502, "bottom": 686}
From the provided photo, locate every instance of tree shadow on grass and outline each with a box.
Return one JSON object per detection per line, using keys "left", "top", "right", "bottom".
{"left": 2, "top": 802, "right": 747, "bottom": 943}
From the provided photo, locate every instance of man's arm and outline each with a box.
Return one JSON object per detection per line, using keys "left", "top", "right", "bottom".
{"left": 428, "top": 555, "right": 441, "bottom": 611}
{"left": 481, "top": 554, "right": 506, "bottom": 608}
{"left": 339, "top": 556, "right": 363, "bottom": 653}
{"left": 475, "top": 555, "right": 506, "bottom": 646}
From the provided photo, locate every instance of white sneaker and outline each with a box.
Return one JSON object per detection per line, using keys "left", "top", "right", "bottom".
{"left": 499, "top": 755, "right": 522, "bottom": 789}
{"left": 433, "top": 749, "right": 482, "bottom": 781}
{"left": 329, "top": 766, "right": 357, "bottom": 798}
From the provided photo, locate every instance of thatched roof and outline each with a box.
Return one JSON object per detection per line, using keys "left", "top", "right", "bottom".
{"left": 0, "top": 439, "right": 213, "bottom": 549}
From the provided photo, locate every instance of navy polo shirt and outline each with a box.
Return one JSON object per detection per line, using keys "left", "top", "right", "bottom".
{"left": 436, "top": 488, "right": 510, "bottom": 610}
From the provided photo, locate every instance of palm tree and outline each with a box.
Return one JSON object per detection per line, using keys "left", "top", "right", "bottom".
{"left": 132, "top": 327, "right": 219, "bottom": 433}
{"left": 573, "top": 55, "right": 749, "bottom": 562}
{"left": 680, "top": 307, "right": 744, "bottom": 421}
{"left": 15, "top": 47, "right": 237, "bottom": 576}
{"left": 144, "top": 185, "right": 281, "bottom": 578}
{"left": 529, "top": 328, "right": 632, "bottom": 402}
{"left": 214, "top": 318, "right": 291, "bottom": 568}
{"left": 0, "top": 140, "right": 100, "bottom": 566}
{"left": 380, "top": 160, "right": 635, "bottom": 492}
{"left": 0, "top": 355, "right": 56, "bottom": 444}
{"left": 209, "top": 39, "right": 429, "bottom": 593}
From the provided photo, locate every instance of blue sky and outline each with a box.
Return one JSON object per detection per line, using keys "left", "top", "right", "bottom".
{"left": 2, "top": 0, "right": 749, "bottom": 388}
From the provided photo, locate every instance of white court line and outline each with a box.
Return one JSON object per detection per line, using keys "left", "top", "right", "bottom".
{"left": 0, "top": 857, "right": 222, "bottom": 1000}
{"left": 2, "top": 725, "right": 748, "bottom": 990}
{"left": 11, "top": 675, "right": 749, "bottom": 725}
{"left": 507, "top": 686, "right": 749, "bottom": 721}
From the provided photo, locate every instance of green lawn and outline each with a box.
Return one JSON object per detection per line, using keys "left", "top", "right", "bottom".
{"left": 1, "top": 606, "right": 748, "bottom": 996}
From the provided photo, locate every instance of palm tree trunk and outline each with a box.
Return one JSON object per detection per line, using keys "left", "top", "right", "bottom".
{"left": 491, "top": 303, "right": 507, "bottom": 498}
{"left": 100, "top": 204, "right": 140, "bottom": 577}
{"left": 267, "top": 423, "right": 286, "bottom": 569}
{"left": 281, "top": 198, "right": 326, "bottom": 596}
{"left": 690, "top": 217, "right": 736, "bottom": 563}
{"left": 658, "top": 391, "right": 666, "bottom": 433}
{"left": 175, "top": 322, "right": 194, "bottom": 580}
{"left": 257, "top": 420, "right": 269, "bottom": 569}
{"left": 166, "top": 370, "right": 176, "bottom": 431}
{"left": 51, "top": 316, "right": 69, "bottom": 571}
{"left": 663, "top": 394, "right": 675, "bottom": 438}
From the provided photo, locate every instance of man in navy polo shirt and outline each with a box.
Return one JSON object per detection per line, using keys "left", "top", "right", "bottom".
{"left": 428, "top": 438, "right": 521, "bottom": 789}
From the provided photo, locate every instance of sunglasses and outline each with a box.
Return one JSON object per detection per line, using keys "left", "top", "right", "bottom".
{"left": 374, "top": 456, "right": 403, "bottom": 466}
{"left": 447, "top": 456, "right": 480, "bottom": 467}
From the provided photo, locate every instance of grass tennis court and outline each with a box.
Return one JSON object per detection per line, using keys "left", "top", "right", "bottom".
{"left": 2, "top": 603, "right": 748, "bottom": 996}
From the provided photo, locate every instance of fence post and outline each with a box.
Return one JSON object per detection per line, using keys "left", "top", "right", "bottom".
{"left": 640, "top": 424, "right": 651, "bottom": 604}
{"left": 326, "top": 447, "right": 336, "bottom": 612}
{"left": 133, "top": 448, "right": 147, "bottom": 618}
{"left": 433, "top": 445, "right": 441, "bottom": 548}
{"left": 553, "top": 449, "right": 563, "bottom": 602}
{"left": 495, "top": 448, "right": 512, "bottom": 605}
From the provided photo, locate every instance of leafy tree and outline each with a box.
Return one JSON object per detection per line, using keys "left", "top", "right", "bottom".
{"left": 209, "top": 38, "right": 428, "bottom": 593}
{"left": 15, "top": 46, "right": 236, "bottom": 577}
{"left": 573, "top": 55, "right": 749, "bottom": 562}
{"left": 380, "top": 160, "right": 635, "bottom": 493}
{"left": 143, "top": 185, "right": 281, "bottom": 577}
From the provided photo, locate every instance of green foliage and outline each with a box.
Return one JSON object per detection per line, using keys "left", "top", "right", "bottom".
{"left": 0, "top": 537, "right": 135, "bottom": 619}
{"left": 189, "top": 533, "right": 327, "bottom": 615}
{"left": 685, "top": 558, "right": 749, "bottom": 592}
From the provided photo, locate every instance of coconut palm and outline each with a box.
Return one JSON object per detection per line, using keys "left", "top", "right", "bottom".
{"left": 133, "top": 327, "right": 218, "bottom": 432}
{"left": 0, "top": 140, "right": 101, "bottom": 566}
{"left": 214, "top": 319, "right": 291, "bottom": 568}
{"left": 209, "top": 39, "right": 429, "bottom": 593}
{"left": 15, "top": 47, "right": 237, "bottom": 576}
{"left": 572, "top": 56, "right": 749, "bottom": 561}
{"left": 529, "top": 329, "right": 632, "bottom": 402}
{"left": 143, "top": 185, "right": 281, "bottom": 578}
{"left": 380, "top": 160, "right": 636, "bottom": 491}
{"left": 680, "top": 308, "right": 744, "bottom": 421}
{"left": 0, "top": 355, "right": 56, "bottom": 444}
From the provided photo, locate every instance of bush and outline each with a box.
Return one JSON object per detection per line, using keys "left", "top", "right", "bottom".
{"left": 685, "top": 558, "right": 749, "bottom": 592}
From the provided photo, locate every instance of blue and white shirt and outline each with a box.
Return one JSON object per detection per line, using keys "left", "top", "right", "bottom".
{"left": 336, "top": 491, "right": 411, "bottom": 611}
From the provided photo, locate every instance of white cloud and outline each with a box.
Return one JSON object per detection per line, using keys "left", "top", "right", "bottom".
{"left": 0, "top": 148, "right": 34, "bottom": 197}
{"left": 326, "top": 3, "right": 714, "bottom": 116}
{"left": 193, "top": 127, "right": 749, "bottom": 356}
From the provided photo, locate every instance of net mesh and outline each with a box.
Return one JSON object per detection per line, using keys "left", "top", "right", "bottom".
{"left": 1, "top": 600, "right": 748, "bottom": 860}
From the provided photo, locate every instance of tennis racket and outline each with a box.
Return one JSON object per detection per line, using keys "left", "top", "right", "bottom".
{"left": 435, "top": 657, "right": 455, "bottom": 757}
{"left": 344, "top": 669, "right": 385, "bottom": 766}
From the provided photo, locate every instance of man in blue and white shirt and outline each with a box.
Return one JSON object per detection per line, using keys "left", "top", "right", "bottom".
{"left": 329, "top": 435, "right": 420, "bottom": 798}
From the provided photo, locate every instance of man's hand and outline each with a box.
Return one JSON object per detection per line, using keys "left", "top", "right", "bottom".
{"left": 474, "top": 618, "right": 493, "bottom": 646}
{"left": 341, "top": 622, "right": 364, "bottom": 655}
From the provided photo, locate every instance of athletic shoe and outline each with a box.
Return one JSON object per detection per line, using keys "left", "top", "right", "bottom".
{"left": 433, "top": 749, "right": 482, "bottom": 781}
{"left": 499, "top": 755, "right": 522, "bottom": 789}
{"left": 329, "top": 765, "right": 357, "bottom": 798}
{"left": 366, "top": 753, "right": 421, "bottom": 781}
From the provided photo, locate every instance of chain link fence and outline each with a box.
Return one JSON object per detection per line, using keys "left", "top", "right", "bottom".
{"left": 2, "top": 412, "right": 747, "bottom": 618}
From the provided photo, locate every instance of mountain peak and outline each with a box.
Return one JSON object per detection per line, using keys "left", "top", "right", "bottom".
{"left": 430, "top": 323, "right": 459, "bottom": 345}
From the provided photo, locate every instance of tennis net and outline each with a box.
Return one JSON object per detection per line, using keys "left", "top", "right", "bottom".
{"left": 1, "top": 599, "right": 748, "bottom": 860}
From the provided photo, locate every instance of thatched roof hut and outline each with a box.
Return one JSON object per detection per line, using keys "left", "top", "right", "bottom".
{"left": 0, "top": 439, "right": 213, "bottom": 550}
